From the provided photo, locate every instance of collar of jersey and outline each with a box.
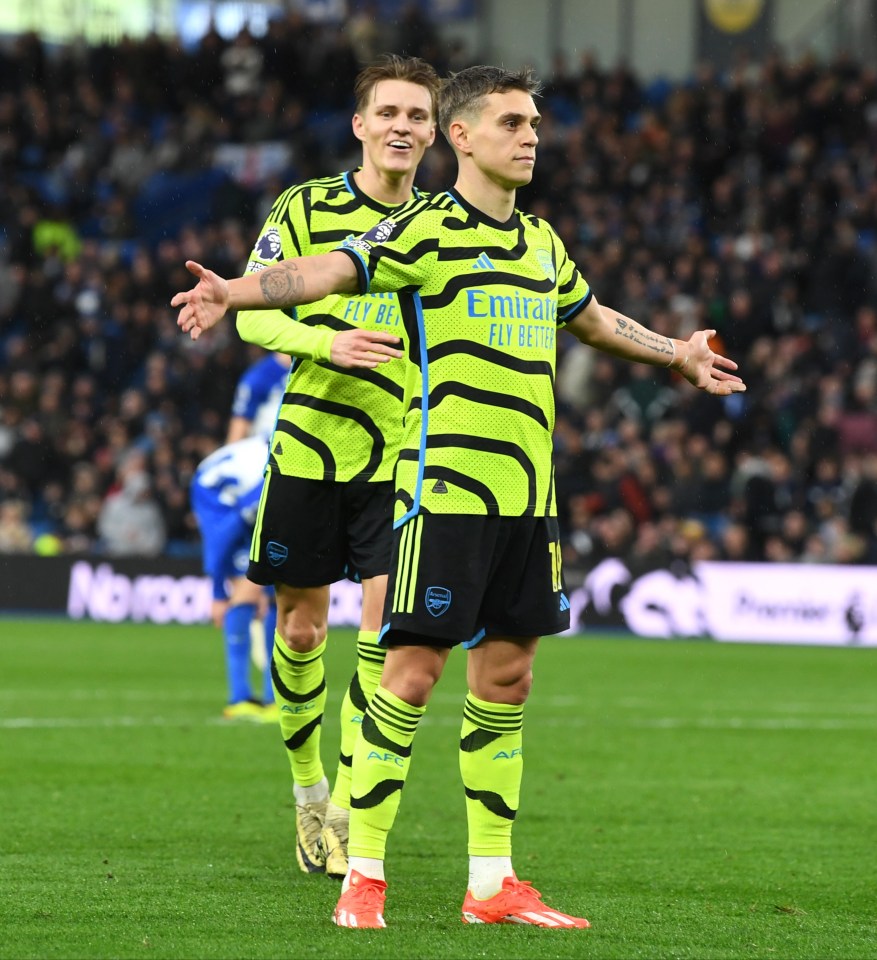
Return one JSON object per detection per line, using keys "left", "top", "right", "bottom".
{"left": 446, "top": 187, "right": 522, "bottom": 232}
{"left": 344, "top": 168, "right": 417, "bottom": 214}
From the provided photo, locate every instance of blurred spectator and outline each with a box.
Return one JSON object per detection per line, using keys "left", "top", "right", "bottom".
{"left": 345, "top": 1, "right": 383, "bottom": 65}
{"left": 221, "top": 28, "right": 264, "bottom": 99}
{"left": 0, "top": 499, "right": 33, "bottom": 552}
{"left": 1, "top": 22, "right": 876, "bottom": 575}
{"left": 96, "top": 452, "right": 167, "bottom": 556}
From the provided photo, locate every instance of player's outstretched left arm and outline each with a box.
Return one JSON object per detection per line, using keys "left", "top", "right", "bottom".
{"left": 172, "top": 253, "right": 359, "bottom": 340}
{"left": 673, "top": 328, "right": 744, "bottom": 395}
{"left": 565, "top": 295, "right": 746, "bottom": 396}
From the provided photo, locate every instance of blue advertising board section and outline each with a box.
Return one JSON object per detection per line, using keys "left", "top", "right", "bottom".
{"left": 1, "top": 555, "right": 875, "bottom": 645}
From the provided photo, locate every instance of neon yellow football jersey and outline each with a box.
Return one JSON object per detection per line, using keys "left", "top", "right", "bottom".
{"left": 338, "top": 188, "right": 592, "bottom": 522}
{"left": 245, "top": 171, "right": 423, "bottom": 482}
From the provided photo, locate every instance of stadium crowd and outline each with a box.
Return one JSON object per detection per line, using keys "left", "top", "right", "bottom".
{"left": 2, "top": 14, "right": 877, "bottom": 576}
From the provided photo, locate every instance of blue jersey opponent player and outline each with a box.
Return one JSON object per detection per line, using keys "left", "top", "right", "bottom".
{"left": 190, "top": 434, "right": 277, "bottom": 719}
{"left": 175, "top": 66, "right": 746, "bottom": 929}
{"left": 191, "top": 351, "right": 289, "bottom": 721}
{"left": 191, "top": 56, "right": 441, "bottom": 880}
{"left": 227, "top": 350, "right": 289, "bottom": 444}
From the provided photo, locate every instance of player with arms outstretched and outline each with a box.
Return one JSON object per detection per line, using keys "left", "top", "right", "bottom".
{"left": 175, "top": 65, "right": 745, "bottom": 928}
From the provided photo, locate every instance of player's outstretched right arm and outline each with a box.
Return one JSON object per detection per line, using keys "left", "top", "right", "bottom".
{"left": 172, "top": 252, "right": 358, "bottom": 340}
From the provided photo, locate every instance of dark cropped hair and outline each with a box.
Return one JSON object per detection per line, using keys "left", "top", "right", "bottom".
{"left": 353, "top": 54, "right": 441, "bottom": 121}
{"left": 438, "top": 65, "right": 542, "bottom": 137}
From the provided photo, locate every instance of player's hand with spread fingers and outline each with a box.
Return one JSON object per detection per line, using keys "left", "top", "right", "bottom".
{"left": 172, "top": 261, "right": 231, "bottom": 340}
{"left": 677, "top": 329, "right": 746, "bottom": 396}
{"left": 330, "top": 329, "right": 404, "bottom": 369}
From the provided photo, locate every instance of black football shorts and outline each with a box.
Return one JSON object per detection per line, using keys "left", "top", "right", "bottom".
{"left": 381, "top": 513, "right": 570, "bottom": 648}
{"left": 248, "top": 472, "right": 393, "bottom": 587}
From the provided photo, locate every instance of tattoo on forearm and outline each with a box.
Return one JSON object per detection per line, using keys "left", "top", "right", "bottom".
{"left": 613, "top": 316, "right": 673, "bottom": 359}
{"left": 260, "top": 262, "right": 305, "bottom": 305}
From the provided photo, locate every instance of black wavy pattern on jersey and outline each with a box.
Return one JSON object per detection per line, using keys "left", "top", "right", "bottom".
{"left": 288, "top": 213, "right": 304, "bottom": 258}
{"left": 388, "top": 194, "right": 439, "bottom": 226}
{"left": 271, "top": 660, "right": 327, "bottom": 703}
{"left": 291, "top": 311, "right": 388, "bottom": 334}
{"left": 429, "top": 193, "right": 459, "bottom": 212}
{"left": 281, "top": 393, "right": 385, "bottom": 479}
{"left": 432, "top": 433, "right": 536, "bottom": 503}
{"left": 437, "top": 227, "right": 529, "bottom": 263}
{"left": 372, "top": 236, "right": 439, "bottom": 268}
{"left": 463, "top": 787, "right": 517, "bottom": 820}
{"left": 421, "top": 270, "right": 555, "bottom": 311}
{"left": 302, "top": 185, "right": 313, "bottom": 237}
{"left": 284, "top": 714, "right": 323, "bottom": 752}
{"left": 269, "top": 177, "right": 352, "bottom": 255}
{"left": 281, "top": 310, "right": 406, "bottom": 400}
{"left": 423, "top": 466, "right": 499, "bottom": 514}
{"left": 270, "top": 179, "right": 338, "bottom": 219}
{"left": 338, "top": 751, "right": 352, "bottom": 769}
{"left": 426, "top": 339, "right": 555, "bottom": 382}
{"left": 544, "top": 465, "right": 556, "bottom": 514}
{"left": 361, "top": 713, "right": 413, "bottom": 757}
{"left": 312, "top": 195, "right": 371, "bottom": 215}
{"left": 261, "top": 187, "right": 302, "bottom": 253}
{"left": 396, "top": 292, "right": 420, "bottom": 366}
{"left": 350, "top": 780, "right": 405, "bottom": 809}
{"left": 460, "top": 728, "right": 503, "bottom": 752}
{"left": 312, "top": 198, "right": 396, "bottom": 222}
{"left": 396, "top": 436, "right": 537, "bottom": 514}
{"left": 267, "top": 184, "right": 298, "bottom": 221}
{"left": 559, "top": 271, "right": 585, "bottom": 296}
{"left": 395, "top": 489, "right": 415, "bottom": 512}
{"left": 316, "top": 363, "right": 405, "bottom": 402}
{"left": 413, "top": 381, "right": 549, "bottom": 430}
{"left": 275, "top": 418, "right": 336, "bottom": 474}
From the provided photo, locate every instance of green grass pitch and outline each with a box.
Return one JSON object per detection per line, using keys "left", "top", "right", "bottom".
{"left": 1, "top": 619, "right": 875, "bottom": 959}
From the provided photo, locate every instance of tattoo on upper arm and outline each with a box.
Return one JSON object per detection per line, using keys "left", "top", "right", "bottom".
{"left": 613, "top": 316, "right": 673, "bottom": 359}
{"left": 260, "top": 262, "right": 305, "bottom": 305}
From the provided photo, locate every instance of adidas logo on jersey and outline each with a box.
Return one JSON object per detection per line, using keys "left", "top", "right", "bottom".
{"left": 432, "top": 479, "right": 449, "bottom": 493}
{"left": 472, "top": 252, "right": 496, "bottom": 270}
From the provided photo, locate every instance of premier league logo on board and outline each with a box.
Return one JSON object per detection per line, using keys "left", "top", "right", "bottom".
{"left": 266, "top": 541, "right": 288, "bottom": 567}
{"left": 425, "top": 585, "right": 452, "bottom": 617}
{"left": 535, "top": 248, "right": 555, "bottom": 283}
{"left": 253, "top": 226, "right": 282, "bottom": 261}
